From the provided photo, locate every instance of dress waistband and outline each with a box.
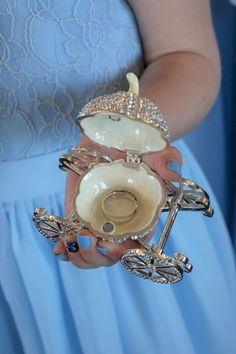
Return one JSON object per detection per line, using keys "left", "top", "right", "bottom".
{"left": 0, "top": 150, "right": 68, "bottom": 202}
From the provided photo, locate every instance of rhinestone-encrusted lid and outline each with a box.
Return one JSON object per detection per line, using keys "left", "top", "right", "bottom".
{"left": 77, "top": 91, "right": 170, "bottom": 140}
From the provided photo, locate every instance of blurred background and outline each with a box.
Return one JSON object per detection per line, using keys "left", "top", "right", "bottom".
{"left": 184, "top": 0, "right": 236, "bottom": 248}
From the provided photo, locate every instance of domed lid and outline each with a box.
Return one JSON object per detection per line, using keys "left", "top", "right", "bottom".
{"left": 77, "top": 73, "right": 170, "bottom": 154}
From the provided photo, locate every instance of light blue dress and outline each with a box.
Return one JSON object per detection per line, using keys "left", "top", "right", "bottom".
{"left": 184, "top": 0, "right": 236, "bottom": 242}
{"left": 0, "top": 1, "right": 236, "bottom": 354}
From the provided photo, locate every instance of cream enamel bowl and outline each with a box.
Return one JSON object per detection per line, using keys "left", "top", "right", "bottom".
{"left": 73, "top": 160, "right": 167, "bottom": 242}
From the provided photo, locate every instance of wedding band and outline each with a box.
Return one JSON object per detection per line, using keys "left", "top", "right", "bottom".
{"left": 102, "top": 190, "right": 139, "bottom": 223}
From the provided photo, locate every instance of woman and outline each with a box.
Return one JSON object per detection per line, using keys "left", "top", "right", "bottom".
{"left": 0, "top": 1, "right": 235, "bottom": 353}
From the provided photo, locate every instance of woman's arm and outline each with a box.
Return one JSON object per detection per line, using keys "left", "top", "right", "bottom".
{"left": 54, "top": 0, "right": 220, "bottom": 267}
{"left": 128, "top": 0, "right": 221, "bottom": 140}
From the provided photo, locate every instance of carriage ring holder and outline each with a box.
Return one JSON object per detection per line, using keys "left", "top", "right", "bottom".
{"left": 33, "top": 73, "right": 214, "bottom": 284}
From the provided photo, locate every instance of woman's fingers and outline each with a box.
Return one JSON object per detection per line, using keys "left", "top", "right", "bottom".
{"left": 53, "top": 230, "right": 151, "bottom": 268}
{"left": 143, "top": 145, "right": 182, "bottom": 181}
{"left": 53, "top": 234, "right": 120, "bottom": 268}
{"left": 71, "top": 232, "right": 115, "bottom": 268}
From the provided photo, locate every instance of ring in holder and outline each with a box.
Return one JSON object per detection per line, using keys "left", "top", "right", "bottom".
{"left": 32, "top": 72, "right": 214, "bottom": 284}
{"left": 102, "top": 191, "right": 139, "bottom": 224}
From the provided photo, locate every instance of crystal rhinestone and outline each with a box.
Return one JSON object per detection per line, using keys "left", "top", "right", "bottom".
{"left": 78, "top": 91, "right": 170, "bottom": 140}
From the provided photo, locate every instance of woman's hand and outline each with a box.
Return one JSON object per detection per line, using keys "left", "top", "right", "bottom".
{"left": 53, "top": 137, "right": 182, "bottom": 268}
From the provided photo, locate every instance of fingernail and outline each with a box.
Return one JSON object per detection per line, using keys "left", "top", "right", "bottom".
{"left": 96, "top": 246, "right": 108, "bottom": 255}
{"left": 167, "top": 161, "right": 182, "bottom": 176}
{"left": 66, "top": 241, "right": 79, "bottom": 253}
{"left": 55, "top": 253, "right": 68, "bottom": 261}
{"left": 76, "top": 235, "right": 92, "bottom": 249}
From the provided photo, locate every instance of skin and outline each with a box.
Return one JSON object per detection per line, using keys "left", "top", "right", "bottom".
{"left": 54, "top": 0, "right": 221, "bottom": 268}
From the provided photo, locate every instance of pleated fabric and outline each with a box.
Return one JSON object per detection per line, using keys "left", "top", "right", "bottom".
{"left": 0, "top": 142, "right": 236, "bottom": 354}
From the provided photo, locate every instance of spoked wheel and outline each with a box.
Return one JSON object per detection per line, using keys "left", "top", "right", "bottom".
{"left": 163, "top": 178, "right": 214, "bottom": 216}
{"left": 33, "top": 208, "right": 80, "bottom": 241}
{"left": 121, "top": 249, "right": 185, "bottom": 284}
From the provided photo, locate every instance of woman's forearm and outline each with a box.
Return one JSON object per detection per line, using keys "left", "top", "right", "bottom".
{"left": 127, "top": 0, "right": 221, "bottom": 140}
{"left": 139, "top": 51, "right": 221, "bottom": 140}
